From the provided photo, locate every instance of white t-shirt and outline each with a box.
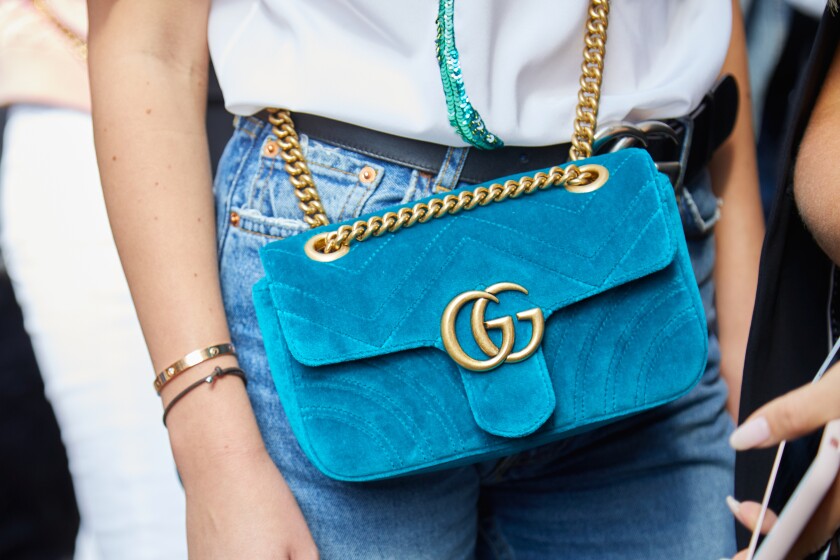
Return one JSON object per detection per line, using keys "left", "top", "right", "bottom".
{"left": 209, "top": 0, "right": 732, "bottom": 147}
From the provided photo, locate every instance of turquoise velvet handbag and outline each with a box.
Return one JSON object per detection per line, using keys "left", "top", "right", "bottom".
{"left": 251, "top": 0, "right": 706, "bottom": 481}
{"left": 252, "top": 147, "right": 707, "bottom": 481}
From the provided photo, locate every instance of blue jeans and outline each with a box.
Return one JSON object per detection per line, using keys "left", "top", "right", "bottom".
{"left": 215, "top": 115, "right": 735, "bottom": 559}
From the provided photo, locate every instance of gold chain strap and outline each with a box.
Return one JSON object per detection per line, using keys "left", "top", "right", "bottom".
{"left": 31, "top": 0, "right": 88, "bottom": 61}
{"left": 266, "top": 110, "right": 330, "bottom": 228}
{"left": 569, "top": 0, "right": 609, "bottom": 161}
{"left": 268, "top": 0, "right": 610, "bottom": 256}
{"left": 301, "top": 162, "right": 607, "bottom": 261}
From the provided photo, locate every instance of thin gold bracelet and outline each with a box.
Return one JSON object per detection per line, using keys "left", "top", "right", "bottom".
{"left": 153, "top": 342, "right": 236, "bottom": 393}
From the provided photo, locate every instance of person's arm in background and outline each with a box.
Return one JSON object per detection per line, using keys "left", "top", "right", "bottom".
{"left": 709, "top": 0, "right": 766, "bottom": 420}
{"left": 728, "top": 28, "right": 840, "bottom": 560}
{"left": 86, "top": 1, "right": 317, "bottom": 557}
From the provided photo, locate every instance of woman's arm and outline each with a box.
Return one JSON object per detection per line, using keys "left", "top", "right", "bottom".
{"left": 87, "top": 2, "right": 316, "bottom": 557}
{"left": 729, "top": 23, "right": 840, "bottom": 560}
{"left": 708, "top": 0, "right": 766, "bottom": 420}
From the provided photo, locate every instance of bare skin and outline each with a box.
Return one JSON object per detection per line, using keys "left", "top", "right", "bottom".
{"left": 86, "top": 0, "right": 759, "bottom": 556}
{"left": 710, "top": 0, "right": 766, "bottom": 421}
{"left": 87, "top": 1, "right": 316, "bottom": 558}
{"left": 729, "top": 34, "right": 840, "bottom": 560}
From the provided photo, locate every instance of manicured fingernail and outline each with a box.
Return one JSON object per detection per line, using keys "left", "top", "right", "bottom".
{"left": 730, "top": 417, "right": 771, "bottom": 450}
{"left": 726, "top": 495, "right": 741, "bottom": 517}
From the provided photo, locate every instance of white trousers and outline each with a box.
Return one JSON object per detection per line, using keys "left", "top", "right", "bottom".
{"left": 0, "top": 105, "right": 188, "bottom": 560}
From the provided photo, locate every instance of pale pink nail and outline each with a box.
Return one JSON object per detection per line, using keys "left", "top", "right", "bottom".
{"left": 726, "top": 495, "right": 741, "bottom": 517}
{"left": 730, "top": 417, "right": 771, "bottom": 450}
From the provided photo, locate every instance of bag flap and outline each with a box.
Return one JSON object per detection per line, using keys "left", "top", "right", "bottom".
{"left": 258, "top": 149, "right": 678, "bottom": 369}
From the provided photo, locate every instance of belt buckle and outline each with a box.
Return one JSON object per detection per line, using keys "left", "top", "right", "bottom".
{"left": 593, "top": 118, "right": 693, "bottom": 196}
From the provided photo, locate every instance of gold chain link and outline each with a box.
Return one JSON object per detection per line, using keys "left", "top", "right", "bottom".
{"left": 32, "top": 0, "right": 88, "bottom": 61}
{"left": 268, "top": 0, "right": 610, "bottom": 254}
{"left": 306, "top": 164, "right": 603, "bottom": 256}
{"left": 569, "top": 0, "right": 609, "bottom": 161}
{"left": 266, "top": 110, "right": 331, "bottom": 228}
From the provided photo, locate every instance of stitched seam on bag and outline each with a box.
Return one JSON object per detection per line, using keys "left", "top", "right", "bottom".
{"left": 546, "top": 309, "right": 576, "bottom": 381}
{"left": 280, "top": 309, "right": 443, "bottom": 364}
{"left": 365, "top": 358, "right": 466, "bottom": 452}
{"left": 293, "top": 394, "right": 694, "bottom": 481}
{"left": 379, "top": 230, "right": 465, "bottom": 346}
{"left": 561, "top": 201, "right": 675, "bottom": 409}
{"left": 605, "top": 286, "right": 682, "bottom": 415}
{"left": 376, "top": 356, "right": 466, "bottom": 451}
{"left": 462, "top": 179, "right": 653, "bottom": 261}
{"left": 417, "top": 349, "right": 467, "bottom": 451}
{"left": 299, "top": 408, "right": 400, "bottom": 470}
{"left": 303, "top": 379, "right": 433, "bottom": 461}
{"left": 585, "top": 208, "right": 671, "bottom": 299}
{"left": 634, "top": 253, "right": 710, "bottom": 406}
{"left": 508, "top": 150, "right": 635, "bottom": 217}
{"left": 521, "top": 151, "right": 635, "bottom": 217}
{"left": 274, "top": 220, "right": 454, "bottom": 326}
{"left": 573, "top": 290, "right": 628, "bottom": 422}
{"left": 642, "top": 309, "right": 693, "bottom": 405}
{"left": 633, "top": 308, "right": 694, "bottom": 406}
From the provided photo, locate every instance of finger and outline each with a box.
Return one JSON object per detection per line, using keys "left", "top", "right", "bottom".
{"left": 731, "top": 549, "right": 748, "bottom": 560}
{"left": 789, "top": 474, "right": 840, "bottom": 559}
{"left": 730, "top": 362, "right": 840, "bottom": 450}
{"left": 726, "top": 496, "right": 777, "bottom": 534}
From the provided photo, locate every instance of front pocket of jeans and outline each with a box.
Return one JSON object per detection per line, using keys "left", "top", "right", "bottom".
{"left": 230, "top": 135, "right": 386, "bottom": 240}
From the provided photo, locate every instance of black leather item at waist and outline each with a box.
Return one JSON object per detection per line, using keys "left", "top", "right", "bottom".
{"left": 257, "top": 75, "right": 738, "bottom": 187}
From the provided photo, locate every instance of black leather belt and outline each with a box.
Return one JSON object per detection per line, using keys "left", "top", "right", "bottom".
{"left": 259, "top": 75, "right": 738, "bottom": 189}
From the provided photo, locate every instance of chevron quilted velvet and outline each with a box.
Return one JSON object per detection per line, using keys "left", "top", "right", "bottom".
{"left": 253, "top": 148, "right": 708, "bottom": 481}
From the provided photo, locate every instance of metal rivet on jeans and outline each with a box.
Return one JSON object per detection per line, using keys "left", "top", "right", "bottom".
{"left": 229, "top": 211, "right": 240, "bottom": 226}
{"left": 263, "top": 141, "right": 279, "bottom": 157}
{"left": 359, "top": 166, "right": 377, "bottom": 184}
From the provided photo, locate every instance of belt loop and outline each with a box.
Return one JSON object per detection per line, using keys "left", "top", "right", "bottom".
{"left": 432, "top": 147, "right": 470, "bottom": 192}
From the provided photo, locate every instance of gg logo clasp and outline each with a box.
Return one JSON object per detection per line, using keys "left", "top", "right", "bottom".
{"left": 440, "top": 282, "right": 545, "bottom": 372}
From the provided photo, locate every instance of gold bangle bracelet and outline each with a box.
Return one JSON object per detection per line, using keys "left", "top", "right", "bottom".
{"left": 154, "top": 342, "right": 236, "bottom": 393}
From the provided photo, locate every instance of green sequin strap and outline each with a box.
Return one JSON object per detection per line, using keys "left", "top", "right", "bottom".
{"left": 435, "top": 0, "right": 504, "bottom": 150}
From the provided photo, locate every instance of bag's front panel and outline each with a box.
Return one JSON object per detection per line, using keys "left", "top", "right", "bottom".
{"left": 253, "top": 149, "right": 708, "bottom": 481}
{"left": 255, "top": 241, "right": 705, "bottom": 481}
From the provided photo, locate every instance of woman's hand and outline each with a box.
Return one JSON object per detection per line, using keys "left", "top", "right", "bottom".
{"left": 183, "top": 447, "right": 318, "bottom": 560}
{"left": 727, "top": 361, "right": 840, "bottom": 559}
